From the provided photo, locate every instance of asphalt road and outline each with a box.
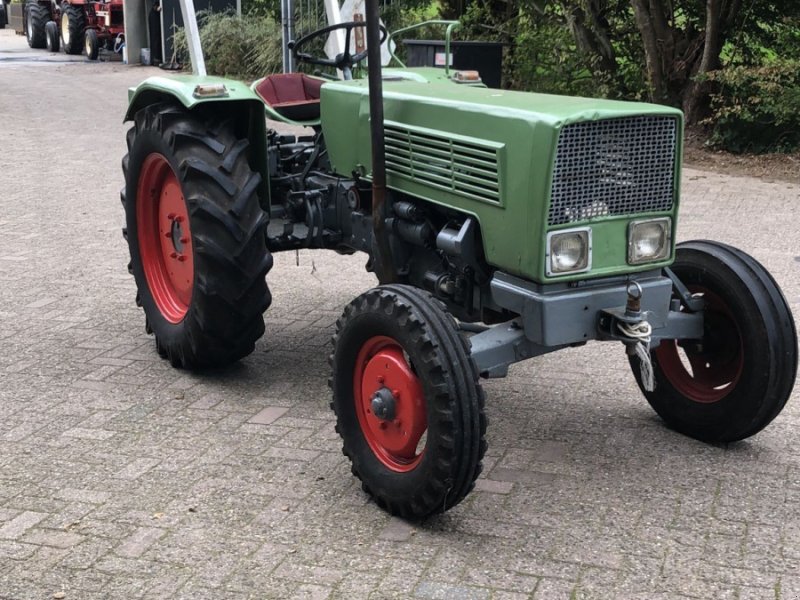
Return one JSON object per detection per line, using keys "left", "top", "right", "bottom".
{"left": 2, "top": 26, "right": 800, "bottom": 600}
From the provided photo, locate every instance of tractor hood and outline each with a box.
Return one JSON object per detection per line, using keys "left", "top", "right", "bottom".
{"left": 320, "top": 70, "right": 683, "bottom": 282}
{"left": 326, "top": 70, "right": 678, "bottom": 126}
{"left": 321, "top": 70, "right": 682, "bottom": 176}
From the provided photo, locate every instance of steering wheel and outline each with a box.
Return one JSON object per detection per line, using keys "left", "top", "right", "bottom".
{"left": 289, "top": 21, "right": 388, "bottom": 79}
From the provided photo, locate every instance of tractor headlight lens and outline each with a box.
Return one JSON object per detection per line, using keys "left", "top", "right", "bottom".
{"left": 628, "top": 218, "right": 671, "bottom": 264}
{"left": 547, "top": 228, "right": 591, "bottom": 275}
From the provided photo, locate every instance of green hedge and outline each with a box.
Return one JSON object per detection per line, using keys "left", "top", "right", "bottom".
{"left": 704, "top": 61, "right": 800, "bottom": 153}
{"left": 172, "top": 10, "right": 282, "bottom": 80}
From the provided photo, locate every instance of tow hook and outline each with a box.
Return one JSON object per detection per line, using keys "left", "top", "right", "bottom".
{"left": 598, "top": 281, "right": 656, "bottom": 391}
{"left": 617, "top": 281, "right": 653, "bottom": 356}
{"left": 598, "top": 281, "right": 650, "bottom": 345}
{"left": 625, "top": 281, "right": 642, "bottom": 317}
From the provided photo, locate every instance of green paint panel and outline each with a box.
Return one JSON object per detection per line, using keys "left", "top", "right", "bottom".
{"left": 125, "top": 75, "right": 265, "bottom": 120}
{"left": 320, "top": 69, "right": 684, "bottom": 282}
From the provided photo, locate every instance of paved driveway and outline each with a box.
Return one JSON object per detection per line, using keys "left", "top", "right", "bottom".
{"left": 1, "top": 27, "right": 800, "bottom": 600}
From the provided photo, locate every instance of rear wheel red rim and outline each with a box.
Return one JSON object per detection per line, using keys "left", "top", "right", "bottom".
{"left": 655, "top": 286, "right": 744, "bottom": 403}
{"left": 354, "top": 336, "right": 427, "bottom": 472}
{"left": 136, "top": 153, "right": 194, "bottom": 324}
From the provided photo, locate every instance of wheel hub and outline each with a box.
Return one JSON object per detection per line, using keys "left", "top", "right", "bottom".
{"left": 656, "top": 286, "right": 743, "bottom": 403}
{"left": 136, "top": 153, "right": 194, "bottom": 323}
{"left": 170, "top": 217, "right": 186, "bottom": 254}
{"left": 370, "top": 387, "right": 396, "bottom": 421}
{"left": 354, "top": 337, "right": 427, "bottom": 472}
{"left": 61, "top": 13, "right": 69, "bottom": 45}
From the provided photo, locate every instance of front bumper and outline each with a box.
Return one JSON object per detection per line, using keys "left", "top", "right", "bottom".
{"left": 469, "top": 270, "right": 703, "bottom": 378}
{"left": 490, "top": 271, "right": 673, "bottom": 347}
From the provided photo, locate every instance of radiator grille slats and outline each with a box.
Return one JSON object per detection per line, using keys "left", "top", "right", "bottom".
{"left": 548, "top": 116, "right": 677, "bottom": 226}
{"left": 384, "top": 122, "right": 502, "bottom": 204}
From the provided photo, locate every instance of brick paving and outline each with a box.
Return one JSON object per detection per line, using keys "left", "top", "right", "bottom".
{"left": 2, "top": 28, "right": 800, "bottom": 599}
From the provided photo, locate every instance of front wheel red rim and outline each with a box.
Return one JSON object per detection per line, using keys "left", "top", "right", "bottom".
{"left": 354, "top": 336, "right": 427, "bottom": 472}
{"left": 655, "top": 287, "right": 744, "bottom": 403}
{"left": 136, "top": 153, "right": 194, "bottom": 324}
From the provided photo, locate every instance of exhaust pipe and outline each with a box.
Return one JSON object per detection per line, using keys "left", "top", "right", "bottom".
{"left": 365, "top": 0, "right": 395, "bottom": 283}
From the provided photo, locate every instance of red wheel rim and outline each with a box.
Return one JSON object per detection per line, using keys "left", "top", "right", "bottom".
{"left": 655, "top": 286, "right": 744, "bottom": 403}
{"left": 354, "top": 336, "right": 427, "bottom": 472}
{"left": 136, "top": 153, "right": 194, "bottom": 324}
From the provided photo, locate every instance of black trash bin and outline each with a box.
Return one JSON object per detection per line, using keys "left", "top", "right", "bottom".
{"left": 403, "top": 39, "right": 504, "bottom": 88}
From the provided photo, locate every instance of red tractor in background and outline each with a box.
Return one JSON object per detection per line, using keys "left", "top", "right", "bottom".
{"left": 24, "top": 0, "right": 123, "bottom": 60}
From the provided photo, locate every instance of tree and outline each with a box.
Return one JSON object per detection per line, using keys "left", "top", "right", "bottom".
{"left": 559, "top": 0, "right": 800, "bottom": 121}
{"left": 629, "top": 0, "right": 738, "bottom": 121}
{"left": 452, "top": 0, "right": 800, "bottom": 123}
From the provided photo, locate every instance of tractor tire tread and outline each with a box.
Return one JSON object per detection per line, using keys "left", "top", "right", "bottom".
{"left": 122, "top": 102, "right": 272, "bottom": 369}
{"left": 26, "top": 1, "right": 48, "bottom": 48}
{"left": 329, "top": 284, "right": 487, "bottom": 519}
{"left": 61, "top": 4, "right": 85, "bottom": 55}
{"left": 631, "top": 239, "right": 797, "bottom": 443}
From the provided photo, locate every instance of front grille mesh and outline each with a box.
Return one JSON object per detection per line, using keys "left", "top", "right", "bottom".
{"left": 384, "top": 122, "right": 502, "bottom": 205}
{"left": 548, "top": 116, "right": 677, "bottom": 225}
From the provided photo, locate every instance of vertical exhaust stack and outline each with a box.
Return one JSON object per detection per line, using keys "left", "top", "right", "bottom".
{"left": 177, "top": 0, "right": 207, "bottom": 76}
{"left": 365, "top": 0, "right": 395, "bottom": 283}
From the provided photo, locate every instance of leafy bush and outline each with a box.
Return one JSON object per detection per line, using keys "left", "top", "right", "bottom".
{"left": 171, "top": 4, "right": 436, "bottom": 80}
{"left": 172, "top": 10, "right": 282, "bottom": 80}
{"left": 704, "top": 61, "right": 800, "bottom": 153}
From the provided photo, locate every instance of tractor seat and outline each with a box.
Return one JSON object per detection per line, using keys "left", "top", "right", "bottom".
{"left": 254, "top": 73, "right": 323, "bottom": 122}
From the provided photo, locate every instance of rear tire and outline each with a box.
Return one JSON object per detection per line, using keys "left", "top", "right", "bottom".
{"left": 45, "top": 20, "right": 59, "bottom": 52}
{"left": 330, "top": 285, "right": 487, "bottom": 519}
{"left": 60, "top": 4, "right": 84, "bottom": 55}
{"left": 630, "top": 240, "right": 797, "bottom": 442}
{"left": 84, "top": 28, "right": 98, "bottom": 59}
{"left": 25, "top": 2, "right": 48, "bottom": 48}
{"left": 122, "top": 102, "right": 273, "bottom": 369}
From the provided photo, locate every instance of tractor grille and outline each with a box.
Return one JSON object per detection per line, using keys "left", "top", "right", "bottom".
{"left": 384, "top": 121, "right": 502, "bottom": 205}
{"left": 548, "top": 116, "right": 678, "bottom": 226}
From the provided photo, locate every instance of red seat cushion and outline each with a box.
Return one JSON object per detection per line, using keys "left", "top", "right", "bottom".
{"left": 254, "top": 73, "right": 323, "bottom": 121}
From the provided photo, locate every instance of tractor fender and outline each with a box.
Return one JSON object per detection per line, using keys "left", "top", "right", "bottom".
{"left": 124, "top": 75, "right": 264, "bottom": 121}
{"left": 124, "top": 76, "right": 272, "bottom": 210}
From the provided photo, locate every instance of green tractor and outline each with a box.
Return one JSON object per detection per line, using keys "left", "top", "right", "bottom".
{"left": 121, "top": 7, "right": 797, "bottom": 518}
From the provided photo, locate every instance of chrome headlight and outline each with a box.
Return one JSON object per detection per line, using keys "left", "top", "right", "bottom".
{"left": 546, "top": 227, "right": 591, "bottom": 276}
{"left": 628, "top": 218, "right": 671, "bottom": 264}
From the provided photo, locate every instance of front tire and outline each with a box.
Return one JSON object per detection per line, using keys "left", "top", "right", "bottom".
{"left": 122, "top": 103, "right": 273, "bottom": 369}
{"left": 45, "top": 20, "right": 59, "bottom": 52}
{"left": 330, "top": 285, "right": 487, "bottom": 519}
{"left": 60, "top": 4, "right": 84, "bottom": 55}
{"left": 631, "top": 240, "right": 797, "bottom": 442}
{"left": 84, "top": 28, "right": 98, "bottom": 59}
